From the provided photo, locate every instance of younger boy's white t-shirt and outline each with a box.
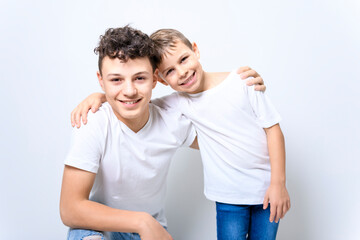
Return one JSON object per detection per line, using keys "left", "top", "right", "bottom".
{"left": 152, "top": 70, "right": 282, "bottom": 204}
{"left": 64, "top": 102, "right": 196, "bottom": 227}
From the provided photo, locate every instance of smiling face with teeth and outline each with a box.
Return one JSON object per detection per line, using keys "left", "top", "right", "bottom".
{"left": 97, "top": 56, "right": 158, "bottom": 132}
{"left": 157, "top": 41, "right": 205, "bottom": 94}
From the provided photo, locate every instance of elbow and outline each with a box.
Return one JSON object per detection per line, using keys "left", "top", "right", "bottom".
{"left": 60, "top": 201, "right": 79, "bottom": 228}
{"left": 60, "top": 205, "right": 74, "bottom": 227}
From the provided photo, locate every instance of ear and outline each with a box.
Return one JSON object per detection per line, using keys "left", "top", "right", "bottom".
{"left": 192, "top": 42, "right": 200, "bottom": 59}
{"left": 152, "top": 69, "right": 159, "bottom": 89}
{"left": 155, "top": 69, "right": 169, "bottom": 86}
{"left": 97, "top": 71, "right": 105, "bottom": 92}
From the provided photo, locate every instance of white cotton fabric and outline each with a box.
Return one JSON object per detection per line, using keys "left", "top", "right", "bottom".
{"left": 152, "top": 70, "right": 282, "bottom": 204}
{"left": 64, "top": 102, "right": 196, "bottom": 226}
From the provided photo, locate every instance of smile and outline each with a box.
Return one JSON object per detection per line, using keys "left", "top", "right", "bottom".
{"left": 180, "top": 72, "right": 196, "bottom": 86}
{"left": 118, "top": 99, "right": 142, "bottom": 105}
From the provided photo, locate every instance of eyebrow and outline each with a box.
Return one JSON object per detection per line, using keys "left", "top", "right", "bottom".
{"left": 162, "top": 53, "right": 188, "bottom": 75}
{"left": 106, "top": 71, "right": 150, "bottom": 78}
{"left": 133, "top": 71, "right": 150, "bottom": 76}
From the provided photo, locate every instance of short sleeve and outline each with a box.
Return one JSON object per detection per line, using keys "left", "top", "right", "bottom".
{"left": 246, "top": 85, "right": 282, "bottom": 128}
{"left": 64, "top": 111, "right": 107, "bottom": 173}
{"left": 151, "top": 92, "right": 180, "bottom": 110}
{"left": 156, "top": 102, "right": 196, "bottom": 148}
{"left": 176, "top": 114, "right": 197, "bottom": 147}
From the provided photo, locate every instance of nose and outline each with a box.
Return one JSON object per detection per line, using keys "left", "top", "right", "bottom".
{"left": 123, "top": 81, "right": 137, "bottom": 96}
{"left": 177, "top": 66, "right": 188, "bottom": 79}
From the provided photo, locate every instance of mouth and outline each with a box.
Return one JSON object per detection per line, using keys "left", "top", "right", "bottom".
{"left": 180, "top": 72, "right": 196, "bottom": 86}
{"left": 118, "top": 98, "right": 142, "bottom": 106}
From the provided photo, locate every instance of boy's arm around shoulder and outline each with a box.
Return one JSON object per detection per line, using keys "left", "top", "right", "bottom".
{"left": 237, "top": 66, "right": 266, "bottom": 92}
{"left": 263, "top": 124, "right": 291, "bottom": 223}
{"left": 71, "top": 92, "right": 106, "bottom": 128}
{"left": 151, "top": 92, "right": 180, "bottom": 110}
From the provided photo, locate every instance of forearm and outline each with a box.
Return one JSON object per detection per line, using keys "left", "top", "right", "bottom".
{"left": 60, "top": 166, "right": 153, "bottom": 234}
{"left": 265, "top": 124, "right": 286, "bottom": 185}
{"left": 61, "top": 199, "right": 150, "bottom": 233}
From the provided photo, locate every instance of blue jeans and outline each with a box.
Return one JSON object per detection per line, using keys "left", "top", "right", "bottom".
{"left": 216, "top": 202, "right": 279, "bottom": 240}
{"left": 67, "top": 228, "right": 141, "bottom": 240}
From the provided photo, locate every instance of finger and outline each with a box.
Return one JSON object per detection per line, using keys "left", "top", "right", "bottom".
{"left": 241, "top": 69, "right": 259, "bottom": 79}
{"left": 71, "top": 110, "right": 76, "bottom": 127}
{"left": 269, "top": 204, "right": 276, "bottom": 223}
{"left": 254, "top": 84, "right": 266, "bottom": 92}
{"left": 288, "top": 199, "right": 291, "bottom": 210}
{"left": 263, "top": 195, "right": 269, "bottom": 210}
{"left": 236, "top": 66, "right": 251, "bottom": 74}
{"left": 275, "top": 204, "right": 283, "bottom": 223}
{"left": 282, "top": 204, "right": 288, "bottom": 218}
{"left": 74, "top": 110, "right": 81, "bottom": 128}
{"left": 247, "top": 76, "right": 264, "bottom": 86}
{"left": 81, "top": 110, "right": 88, "bottom": 125}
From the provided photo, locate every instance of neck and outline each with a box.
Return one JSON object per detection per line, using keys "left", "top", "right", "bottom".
{"left": 202, "top": 71, "right": 230, "bottom": 91}
{"left": 114, "top": 107, "right": 150, "bottom": 133}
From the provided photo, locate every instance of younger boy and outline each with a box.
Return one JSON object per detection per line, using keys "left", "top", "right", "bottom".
{"left": 60, "top": 26, "right": 196, "bottom": 240}
{"left": 150, "top": 29, "right": 290, "bottom": 240}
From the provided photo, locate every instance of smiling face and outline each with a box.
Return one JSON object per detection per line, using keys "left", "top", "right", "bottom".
{"left": 97, "top": 56, "right": 158, "bottom": 132}
{"left": 157, "top": 41, "right": 205, "bottom": 94}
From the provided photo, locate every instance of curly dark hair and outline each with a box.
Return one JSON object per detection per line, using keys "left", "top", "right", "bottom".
{"left": 94, "top": 26, "right": 160, "bottom": 75}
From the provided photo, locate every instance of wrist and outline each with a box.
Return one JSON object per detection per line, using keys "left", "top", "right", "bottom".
{"left": 136, "top": 212, "right": 153, "bottom": 234}
{"left": 270, "top": 178, "right": 286, "bottom": 186}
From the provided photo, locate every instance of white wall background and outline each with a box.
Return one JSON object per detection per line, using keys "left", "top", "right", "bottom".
{"left": 1, "top": 0, "right": 359, "bottom": 239}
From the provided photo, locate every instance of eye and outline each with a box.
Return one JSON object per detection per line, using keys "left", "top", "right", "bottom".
{"left": 166, "top": 69, "right": 174, "bottom": 76}
{"left": 136, "top": 76, "right": 145, "bottom": 81}
{"left": 180, "top": 56, "right": 188, "bottom": 63}
{"left": 111, "top": 78, "right": 120, "bottom": 82}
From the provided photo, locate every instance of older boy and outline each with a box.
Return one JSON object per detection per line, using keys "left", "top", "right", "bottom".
{"left": 60, "top": 26, "right": 196, "bottom": 240}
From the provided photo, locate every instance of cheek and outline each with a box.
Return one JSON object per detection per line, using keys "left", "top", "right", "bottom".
{"left": 105, "top": 85, "right": 121, "bottom": 97}
{"left": 166, "top": 77, "right": 178, "bottom": 88}
{"left": 192, "top": 60, "right": 201, "bottom": 69}
{"left": 140, "top": 84, "right": 154, "bottom": 98}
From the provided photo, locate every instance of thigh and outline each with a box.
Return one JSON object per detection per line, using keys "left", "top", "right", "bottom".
{"left": 67, "top": 228, "right": 104, "bottom": 240}
{"left": 248, "top": 204, "right": 279, "bottom": 240}
{"left": 216, "top": 202, "right": 251, "bottom": 240}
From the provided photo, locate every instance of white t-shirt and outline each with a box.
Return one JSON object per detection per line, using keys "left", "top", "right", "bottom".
{"left": 64, "top": 102, "right": 196, "bottom": 227}
{"left": 152, "top": 70, "right": 282, "bottom": 204}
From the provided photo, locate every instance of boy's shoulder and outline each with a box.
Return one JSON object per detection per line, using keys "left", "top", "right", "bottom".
{"left": 87, "top": 102, "right": 112, "bottom": 121}
{"left": 79, "top": 102, "right": 113, "bottom": 133}
{"left": 151, "top": 92, "right": 181, "bottom": 110}
{"left": 149, "top": 102, "right": 195, "bottom": 145}
{"left": 205, "top": 70, "right": 247, "bottom": 91}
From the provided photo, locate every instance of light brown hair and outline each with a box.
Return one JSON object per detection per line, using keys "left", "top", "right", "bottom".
{"left": 150, "top": 29, "right": 193, "bottom": 64}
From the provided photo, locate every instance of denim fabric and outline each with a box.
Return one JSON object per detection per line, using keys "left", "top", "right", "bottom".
{"left": 67, "top": 228, "right": 141, "bottom": 240}
{"left": 216, "top": 202, "right": 279, "bottom": 240}
{"left": 67, "top": 229, "right": 104, "bottom": 240}
{"left": 108, "top": 231, "right": 141, "bottom": 240}
{"left": 68, "top": 227, "right": 167, "bottom": 240}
